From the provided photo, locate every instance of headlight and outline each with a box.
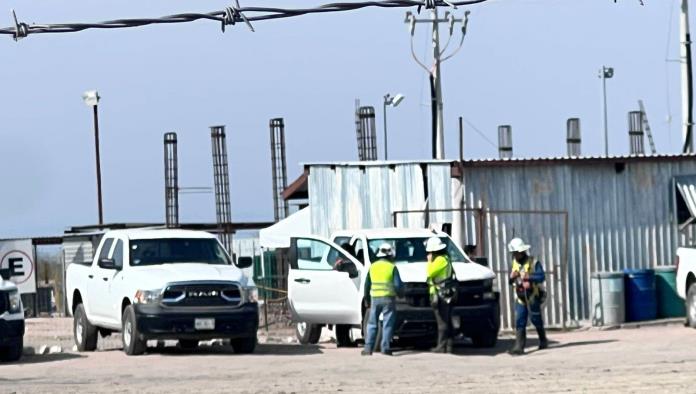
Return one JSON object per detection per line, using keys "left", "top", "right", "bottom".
{"left": 134, "top": 289, "right": 162, "bottom": 304}
{"left": 244, "top": 287, "right": 258, "bottom": 304}
{"left": 483, "top": 277, "right": 499, "bottom": 292}
{"left": 8, "top": 290, "right": 22, "bottom": 314}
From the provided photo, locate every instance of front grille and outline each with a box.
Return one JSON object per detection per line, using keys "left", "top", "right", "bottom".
{"left": 398, "top": 280, "right": 490, "bottom": 307}
{"left": 0, "top": 291, "right": 7, "bottom": 314}
{"left": 161, "top": 282, "right": 242, "bottom": 307}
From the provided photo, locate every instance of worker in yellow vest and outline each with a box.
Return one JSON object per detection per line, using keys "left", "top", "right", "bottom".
{"left": 426, "top": 236, "right": 457, "bottom": 353}
{"left": 362, "top": 243, "right": 403, "bottom": 356}
{"left": 507, "top": 237, "right": 548, "bottom": 355}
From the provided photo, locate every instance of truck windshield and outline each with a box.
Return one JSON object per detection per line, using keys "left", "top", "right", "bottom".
{"left": 366, "top": 237, "right": 466, "bottom": 264}
{"left": 129, "top": 238, "right": 231, "bottom": 266}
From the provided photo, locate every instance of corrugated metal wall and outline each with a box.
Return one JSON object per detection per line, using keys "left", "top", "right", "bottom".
{"left": 461, "top": 157, "right": 696, "bottom": 328}
{"left": 308, "top": 163, "right": 452, "bottom": 237}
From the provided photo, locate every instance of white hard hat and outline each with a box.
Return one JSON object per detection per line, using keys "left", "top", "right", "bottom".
{"left": 508, "top": 238, "right": 531, "bottom": 253}
{"left": 376, "top": 243, "right": 394, "bottom": 258}
{"left": 425, "top": 237, "right": 447, "bottom": 253}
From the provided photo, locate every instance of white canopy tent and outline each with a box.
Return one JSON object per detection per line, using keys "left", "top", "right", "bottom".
{"left": 259, "top": 207, "right": 311, "bottom": 249}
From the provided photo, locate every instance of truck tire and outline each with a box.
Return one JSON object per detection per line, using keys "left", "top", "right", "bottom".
{"left": 231, "top": 336, "right": 257, "bottom": 354}
{"left": 122, "top": 305, "right": 146, "bottom": 356}
{"left": 687, "top": 284, "right": 696, "bottom": 329}
{"left": 178, "top": 339, "right": 199, "bottom": 350}
{"left": 295, "top": 322, "right": 322, "bottom": 345}
{"left": 362, "top": 308, "right": 382, "bottom": 352}
{"left": 0, "top": 338, "right": 23, "bottom": 362}
{"left": 73, "top": 304, "right": 98, "bottom": 352}
{"left": 470, "top": 331, "right": 498, "bottom": 348}
{"left": 336, "top": 324, "right": 358, "bottom": 347}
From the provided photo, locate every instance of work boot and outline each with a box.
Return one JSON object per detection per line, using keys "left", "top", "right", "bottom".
{"left": 361, "top": 349, "right": 372, "bottom": 356}
{"left": 445, "top": 339, "right": 454, "bottom": 354}
{"left": 381, "top": 350, "right": 393, "bottom": 356}
{"left": 508, "top": 331, "right": 526, "bottom": 356}
{"left": 537, "top": 327, "right": 548, "bottom": 350}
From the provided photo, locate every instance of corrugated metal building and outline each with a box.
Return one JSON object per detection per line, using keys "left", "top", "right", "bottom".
{"left": 290, "top": 154, "right": 696, "bottom": 329}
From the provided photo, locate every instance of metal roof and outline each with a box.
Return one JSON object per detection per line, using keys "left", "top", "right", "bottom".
{"left": 461, "top": 153, "right": 696, "bottom": 165}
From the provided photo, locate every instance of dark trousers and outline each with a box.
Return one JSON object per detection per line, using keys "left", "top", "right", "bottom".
{"left": 515, "top": 298, "right": 544, "bottom": 333}
{"left": 432, "top": 297, "right": 454, "bottom": 349}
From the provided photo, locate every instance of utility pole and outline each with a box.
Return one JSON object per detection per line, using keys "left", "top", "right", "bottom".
{"left": 681, "top": 0, "right": 694, "bottom": 153}
{"left": 406, "top": 8, "right": 470, "bottom": 159}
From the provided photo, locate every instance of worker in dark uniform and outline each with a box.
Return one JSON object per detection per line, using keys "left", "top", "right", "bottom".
{"left": 507, "top": 237, "right": 548, "bottom": 355}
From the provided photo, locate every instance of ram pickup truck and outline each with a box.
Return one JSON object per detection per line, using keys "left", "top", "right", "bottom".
{"left": 288, "top": 228, "right": 500, "bottom": 348}
{"left": 677, "top": 247, "right": 696, "bottom": 327}
{"left": 0, "top": 269, "right": 24, "bottom": 362}
{"left": 66, "top": 229, "right": 259, "bottom": 355}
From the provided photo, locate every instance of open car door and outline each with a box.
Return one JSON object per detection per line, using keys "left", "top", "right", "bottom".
{"left": 288, "top": 236, "right": 364, "bottom": 325}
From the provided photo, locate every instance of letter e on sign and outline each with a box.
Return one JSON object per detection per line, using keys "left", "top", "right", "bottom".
{"left": 1, "top": 250, "right": 34, "bottom": 285}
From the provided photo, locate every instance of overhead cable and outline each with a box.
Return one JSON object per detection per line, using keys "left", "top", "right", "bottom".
{"left": 2, "top": 1, "right": 491, "bottom": 41}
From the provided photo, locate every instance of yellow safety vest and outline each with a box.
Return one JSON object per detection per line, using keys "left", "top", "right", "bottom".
{"left": 369, "top": 260, "right": 397, "bottom": 298}
{"left": 511, "top": 257, "right": 540, "bottom": 304}
{"left": 427, "top": 255, "right": 453, "bottom": 296}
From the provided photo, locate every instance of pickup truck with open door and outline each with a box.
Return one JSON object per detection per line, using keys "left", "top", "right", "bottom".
{"left": 288, "top": 228, "right": 500, "bottom": 349}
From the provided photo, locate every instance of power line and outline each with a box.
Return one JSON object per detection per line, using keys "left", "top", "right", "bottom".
{"left": 3, "top": 1, "right": 491, "bottom": 41}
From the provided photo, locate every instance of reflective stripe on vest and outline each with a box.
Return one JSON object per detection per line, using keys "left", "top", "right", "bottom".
{"left": 369, "top": 260, "right": 396, "bottom": 298}
{"left": 511, "top": 257, "right": 540, "bottom": 304}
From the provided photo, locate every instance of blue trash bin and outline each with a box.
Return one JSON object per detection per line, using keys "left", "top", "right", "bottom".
{"left": 623, "top": 269, "right": 657, "bottom": 322}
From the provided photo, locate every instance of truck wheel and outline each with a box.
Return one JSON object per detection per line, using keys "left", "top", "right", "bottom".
{"left": 0, "top": 338, "right": 23, "bottom": 362}
{"left": 295, "top": 322, "right": 322, "bottom": 345}
{"left": 73, "top": 304, "right": 98, "bottom": 352}
{"left": 336, "top": 324, "right": 358, "bottom": 347}
{"left": 178, "top": 340, "right": 199, "bottom": 350}
{"left": 470, "top": 332, "right": 498, "bottom": 348}
{"left": 231, "top": 336, "right": 257, "bottom": 354}
{"left": 362, "top": 308, "right": 382, "bottom": 352}
{"left": 687, "top": 284, "right": 696, "bottom": 329}
{"left": 122, "top": 305, "right": 146, "bottom": 356}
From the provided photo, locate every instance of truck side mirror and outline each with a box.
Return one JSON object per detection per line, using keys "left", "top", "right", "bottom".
{"left": 98, "top": 258, "right": 117, "bottom": 270}
{"left": 236, "top": 256, "right": 253, "bottom": 269}
{"left": 0, "top": 268, "right": 9, "bottom": 280}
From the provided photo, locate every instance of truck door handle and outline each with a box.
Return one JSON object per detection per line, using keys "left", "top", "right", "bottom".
{"left": 294, "top": 278, "right": 310, "bottom": 284}
{"left": 102, "top": 277, "right": 109, "bottom": 282}
{"left": 88, "top": 275, "right": 94, "bottom": 279}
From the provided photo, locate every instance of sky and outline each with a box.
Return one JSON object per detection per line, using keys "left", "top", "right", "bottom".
{"left": 0, "top": 0, "right": 688, "bottom": 238}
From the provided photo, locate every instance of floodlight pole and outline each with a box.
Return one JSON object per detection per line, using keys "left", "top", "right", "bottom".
{"left": 383, "top": 96, "right": 389, "bottom": 161}
{"left": 92, "top": 104, "right": 104, "bottom": 225}
{"left": 681, "top": 0, "right": 694, "bottom": 153}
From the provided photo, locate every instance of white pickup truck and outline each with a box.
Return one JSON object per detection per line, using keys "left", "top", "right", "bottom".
{"left": 66, "top": 229, "right": 259, "bottom": 355}
{"left": 288, "top": 228, "right": 500, "bottom": 348}
{"left": 676, "top": 247, "right": 696, "bottom": 327}
{"left": 0, "top": 270, "right": 24, "bottom": 362}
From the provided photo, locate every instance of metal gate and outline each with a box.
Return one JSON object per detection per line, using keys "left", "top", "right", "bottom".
{"left": 392, "top": 207, "right": 569, "bottom": 331}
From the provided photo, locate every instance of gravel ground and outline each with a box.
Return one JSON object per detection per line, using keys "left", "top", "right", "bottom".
{"left": 1, "top": 318, "right": 695, "bottom": 393}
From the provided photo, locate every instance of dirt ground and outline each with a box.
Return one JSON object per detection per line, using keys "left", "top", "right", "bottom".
{"left": 2, "top": 319, "right": 695, "bottom": 393}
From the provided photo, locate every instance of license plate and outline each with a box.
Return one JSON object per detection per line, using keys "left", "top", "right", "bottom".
{"left": 195, "top": 318, "right": 215, "bottom": 330}
{"left": 452, "top": 316, "right": 461, "bottom": 330}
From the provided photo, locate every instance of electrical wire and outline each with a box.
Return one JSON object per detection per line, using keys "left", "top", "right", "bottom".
{"left": 2, "top": 1, "right": 491, "bottom": 40}
{"left": 462, "top": 118, "right": 498, "bottom": 152}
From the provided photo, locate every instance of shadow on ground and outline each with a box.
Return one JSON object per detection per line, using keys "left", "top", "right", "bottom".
{"left": 151, "top": 343, "right": 322, "bottom": 357}
{"left": 393, "top": 337, "right": 618, "bottom": 357}
{"left": 2, "top": 352, "right": 85, "bottom": 365}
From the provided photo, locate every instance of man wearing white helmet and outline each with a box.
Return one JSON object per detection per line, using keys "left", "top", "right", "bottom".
{"left": 507, "top": 237, "right": 548, "bottom": 355}
{"left": 426, "top": 236, "right": 457, "bottom": 353}
{"left": 362, "top": 242, "right": 403, "bottom": 356}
